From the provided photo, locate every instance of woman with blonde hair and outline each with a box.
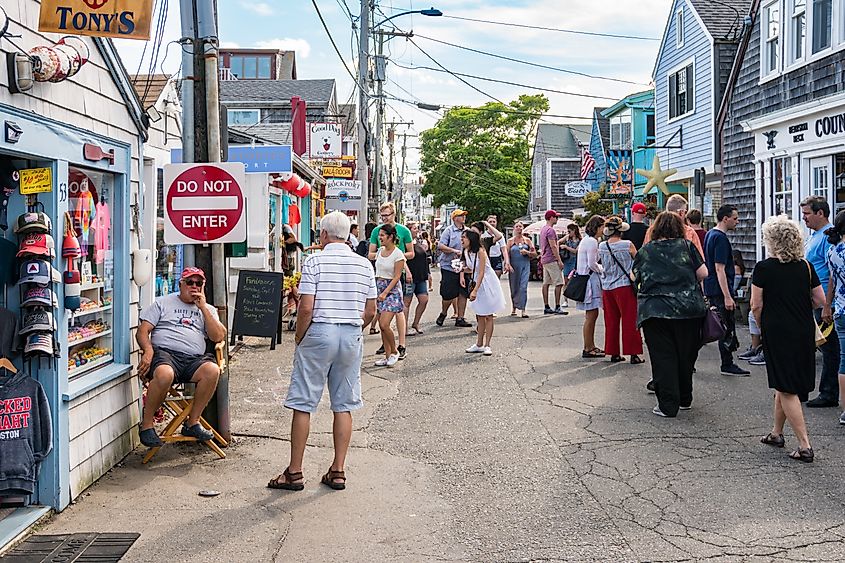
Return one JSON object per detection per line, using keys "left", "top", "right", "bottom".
{"left": 752, "top": 215, "right": 825, "bottom": 463}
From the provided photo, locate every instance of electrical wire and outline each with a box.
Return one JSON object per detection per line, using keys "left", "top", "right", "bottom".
{"left": 439, "top": 15, "right": 661, "bottom": 41}
{"left": 310, "top": 0, "right": 361, "bottom": 88}
{"left": 140, "top": 0, "right": 169, "bottom": 104}
{"left": 406, "top": 37, "right": 503, "bottom": 103}
{"left": 390, "top": 61, "right": 618, "bottom": 100}
{"left": 413, "top": 34, "right": 649, "bottom": 86}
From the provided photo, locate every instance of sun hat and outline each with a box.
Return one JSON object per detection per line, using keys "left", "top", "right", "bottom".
{"left": 603, "top": 216, "right": 631, "bottom": 237}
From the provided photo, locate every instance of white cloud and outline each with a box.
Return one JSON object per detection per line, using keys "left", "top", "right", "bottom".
{"left": 254, "top": 38, "right": 312, "bottom": 58}
{"left": 241, "top": 2, "right": 274, "bottom": 16}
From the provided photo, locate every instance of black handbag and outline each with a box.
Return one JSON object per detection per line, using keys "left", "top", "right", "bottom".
{"left": 564, "top": 273, "right": 590, "bottom": 302}
{"left": 684, "top": 241, "right": 726, "bottom": 345}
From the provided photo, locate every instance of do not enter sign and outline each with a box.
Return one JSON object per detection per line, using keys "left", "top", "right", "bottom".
{"left": 163, "top": 163, "right": 247, "bottom": 244}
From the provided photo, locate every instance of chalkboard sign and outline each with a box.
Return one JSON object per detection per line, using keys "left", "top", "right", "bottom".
{"left": 231, "top": 270, "right": 284, "bottom": 349}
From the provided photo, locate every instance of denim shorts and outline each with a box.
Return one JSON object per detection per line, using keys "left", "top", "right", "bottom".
{"left": 747, "top": 310, "right": 761, "bottom": 336}
{"left": 405, "top": 280, "right": 428, "bottom": 296}
{"left": 284, "top": 323, "right": 364, "bottom": 413}
{"left": 835, "top": 315, "right": 845, "bottom": 373}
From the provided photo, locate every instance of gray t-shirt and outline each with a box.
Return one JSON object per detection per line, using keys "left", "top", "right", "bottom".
{"left": 140, "top": 292, "right": 220, "bottom": 356}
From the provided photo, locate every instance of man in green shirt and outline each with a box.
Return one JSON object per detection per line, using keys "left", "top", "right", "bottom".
{"left": 368, "top": 202, "right": 414, "bottom": 359}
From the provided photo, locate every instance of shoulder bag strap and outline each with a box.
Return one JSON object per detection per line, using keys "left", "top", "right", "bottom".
{"left": 605, "top": 241, "right": 633, "bottom": 282}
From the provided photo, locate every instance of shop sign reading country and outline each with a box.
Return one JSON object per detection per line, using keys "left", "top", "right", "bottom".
{"left": 39, "top": 0, "right": 154, "bottom": 40}
{"left": 163, "top": 163, "right": 247, "bottom": 245}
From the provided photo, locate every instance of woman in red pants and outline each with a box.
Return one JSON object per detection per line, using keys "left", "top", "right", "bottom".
{"left": 598, "top": 216, "right": 644, "bottom": 364}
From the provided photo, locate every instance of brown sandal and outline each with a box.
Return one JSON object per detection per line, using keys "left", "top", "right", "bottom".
{"left": 760, "top": 433, "right": 785, "bottom": 448}
{"left": 321, "top": 468, "right": 346, "bottom": 490}
{"left": 267, "top": 467, "right": 304, "bottom": 491}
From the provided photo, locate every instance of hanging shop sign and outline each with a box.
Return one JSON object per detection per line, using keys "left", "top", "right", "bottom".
{"left": 309, "top": 123, "right": 342, "bottom": 159}
{"left": 171, "top": 145, "right": 292, "bottom": 174}
{"left": 564, "top": 181, "right": 592, "bottom": 197}
{"left": 39, "top": 0, "right": 154, "bottom": 40}
{"left": 163, "top": 163, "right": 246, "bottom": 245}
{"left": 606, "top": 150, "right": 633, "bottom": 198}
{"left": 322, "top": 165, "right": 353, "bottom": 179}
{"left": 19, "top": 168, "right": 53, "bottom": 195}
{"left": 326, "top": 179, "right": 361, "bottom": 211}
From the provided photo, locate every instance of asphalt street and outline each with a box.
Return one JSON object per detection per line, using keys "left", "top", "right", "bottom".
{"left": 36, "top": 272, "right": 845, "bottom": 562}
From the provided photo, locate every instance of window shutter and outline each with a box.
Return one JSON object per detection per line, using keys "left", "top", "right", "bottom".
{"left": 669, "top": 73, "right": 677, "bottom": 119}
{"left": 685, "top": 64, "right": 694, "bottom": 113}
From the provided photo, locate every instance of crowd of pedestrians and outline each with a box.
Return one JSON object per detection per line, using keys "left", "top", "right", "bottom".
{"left": 269, "top": 190, "right": 845, "bottom": 495}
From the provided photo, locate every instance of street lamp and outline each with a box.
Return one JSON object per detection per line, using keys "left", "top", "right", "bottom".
{"left": 374, "top": 8, "right": 443, "bottom": 28}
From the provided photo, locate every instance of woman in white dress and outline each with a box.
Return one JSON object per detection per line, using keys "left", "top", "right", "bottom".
{"left": 461, "top": 229, "right": 506, "bottom": 356}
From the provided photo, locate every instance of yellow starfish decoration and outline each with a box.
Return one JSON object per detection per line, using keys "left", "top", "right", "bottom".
{"left": 636, "top": 155, "right": 677, "bottom": 196}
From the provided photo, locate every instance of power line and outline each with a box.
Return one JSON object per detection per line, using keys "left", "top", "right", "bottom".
{"left": 310, "top": 0, "right": 360, "bottom": 87}
{"left": 440, "top": 15, "right": 660, "bottom": 41}
{"left": 413, "top": 34, "right": 648, "bottom": 86}
{"left": 390, "top": 62, "right": 618, "bottom": 100}
{"left": 406, "top": 37, "right": 504, "bottom": 104}
{"left": 383, "top": 94, "right": 592, "bottom": 121}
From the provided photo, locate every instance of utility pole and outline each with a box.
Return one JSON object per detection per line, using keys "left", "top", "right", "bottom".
{"left": 373, "top": 30, "right": 412, "bottom": 209}
{"left": 356, "top": 0, "right": 370, "bottom": 222}
{"left": 399, "top": 132, "right": 407, "bottom": 218}
{"left": 178, "top": 0, "right": 229, "bottom": 441}
{"left": 386, "top": 126, "right": 395, "bottom": 202}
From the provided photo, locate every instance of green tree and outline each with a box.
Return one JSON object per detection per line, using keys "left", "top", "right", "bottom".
{"left": 574, "top": 184, "right": 614, "bottom": 225}
{"left": 419, "top": 94, "right": 549, "bottom": 224}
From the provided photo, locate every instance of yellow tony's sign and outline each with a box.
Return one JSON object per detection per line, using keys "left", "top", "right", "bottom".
{"left": 39, "top": 0, "right": 154, "bottom": 40}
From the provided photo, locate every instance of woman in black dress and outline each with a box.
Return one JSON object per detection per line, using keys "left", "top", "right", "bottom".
{"left": 751, "top": 215, "right": 826, "bottom": 463}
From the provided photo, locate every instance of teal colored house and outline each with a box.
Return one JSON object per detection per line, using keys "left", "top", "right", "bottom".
{"left": 599, "top": 90, "right": 663, "bottom": 211}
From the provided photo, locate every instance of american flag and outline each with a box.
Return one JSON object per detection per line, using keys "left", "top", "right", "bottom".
{"left": 580, "top": 146, "right": 596, "bottom": 180}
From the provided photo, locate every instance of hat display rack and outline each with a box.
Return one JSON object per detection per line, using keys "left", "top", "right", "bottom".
{"left": 15, "top": 196, "right": 60, "bottom": 371}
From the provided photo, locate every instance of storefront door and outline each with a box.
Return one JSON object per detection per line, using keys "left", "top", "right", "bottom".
{"left": 810, "top": 156, "right": 833, "bottom": 204}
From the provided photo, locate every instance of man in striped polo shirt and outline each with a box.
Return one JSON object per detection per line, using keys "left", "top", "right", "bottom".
{"left": 268, "top": 211, "right": 377, "bottom": 492}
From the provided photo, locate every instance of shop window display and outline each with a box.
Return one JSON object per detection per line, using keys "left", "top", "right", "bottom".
{"left": 155, "top": 169, "right": 182, "bottom": 297}
{"left": 66, "top": 168, "right": 114, "bottom": 378}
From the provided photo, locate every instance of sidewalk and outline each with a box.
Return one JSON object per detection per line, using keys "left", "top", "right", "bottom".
{"left": 28, "top": 274, "right": 845, "bottom": 561}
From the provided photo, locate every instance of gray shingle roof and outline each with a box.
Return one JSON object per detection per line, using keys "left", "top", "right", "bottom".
{"left": 230, "top": 124, "right": 292, "bottom": 145}
{"left": 220, "top": 79, "right": 335, "bottom": 104}
{"left": 535, "top": 124, "right": 590, "bottom": 158}
{"left": 689, "top": 0, "right": 752, "bottom": 41}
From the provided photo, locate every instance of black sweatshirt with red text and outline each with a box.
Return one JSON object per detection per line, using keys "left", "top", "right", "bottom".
{"left": 0, "top": 371, "right": 52, "bottom": 495}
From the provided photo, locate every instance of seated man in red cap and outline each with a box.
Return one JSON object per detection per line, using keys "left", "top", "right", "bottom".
{"left": 136, "top": 267, "right": 227, "bottom": 447}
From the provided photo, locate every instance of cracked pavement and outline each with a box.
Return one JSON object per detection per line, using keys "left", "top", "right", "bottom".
{"left": 35, "top": 274, "right": 845, "bottom": 561}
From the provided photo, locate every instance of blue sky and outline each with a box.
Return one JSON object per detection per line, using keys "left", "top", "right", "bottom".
{"left": 115, "top": 0, "right": 675, "bottom": 173}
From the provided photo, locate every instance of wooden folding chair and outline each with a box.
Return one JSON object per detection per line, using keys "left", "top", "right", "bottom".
{"left": 142, "top": 342, "right": 229, "bottom": 464}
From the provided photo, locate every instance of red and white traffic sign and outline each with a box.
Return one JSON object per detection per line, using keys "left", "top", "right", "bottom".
{"left": 163, "top": 163, "right": 247, "bottom": 244}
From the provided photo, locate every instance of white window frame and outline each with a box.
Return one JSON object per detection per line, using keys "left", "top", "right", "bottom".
{"left": 768, "top": 0, "right": 845, "bottom": 80}
{"left": 771, "top": 156, "right": 794, "bottom": 217}
{"left": 761, "top": 1, "right": 781, "bottom": 78}
{"left": 667, "top": 58, "right": 695, "bottom": 123}
{"left": 788, "top": 0, "right": 807, "bottom": 65}
{"left": 609, "top": 112, "right": 632, "bottom": 150}
{"left": 227, "top": 108, "right": 260, "bottom": 126}
{"left": 676, "top": 7, "right": 685, "bottom": 48}
{"left": 810, "top": 0, "right": 833, "bottom": 54}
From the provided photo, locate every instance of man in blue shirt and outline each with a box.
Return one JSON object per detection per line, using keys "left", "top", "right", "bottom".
{"left": 436, "top": 209, "right": 473, "bottom": 327}
{"left": 704, "top": 205, "right": 750, "bottom": 376}
{"left": 802, "top": 196, "right": 840, "bottom": 408}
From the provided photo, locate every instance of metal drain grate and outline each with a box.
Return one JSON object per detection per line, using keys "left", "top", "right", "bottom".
{"left": 2, "top": 533, "right": 140, "bottom": 562}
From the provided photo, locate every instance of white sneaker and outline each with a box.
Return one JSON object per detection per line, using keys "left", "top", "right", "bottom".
{"left": 466, "top": 344, "right": 484, "bottom": 353}
{"left": 386, "top": 354, "right": 399, "bottom": 367}
{"left": 561, "top": 300, "right": 569, "bottom": 308}
{"left": 482, "top": 347, "right": 493, "bottom": 356}
{"left": 652, "top": 405, "right": 668, "bottom": 417}
{"left": 374, "top": 358, "right": 388, "bottom": 366}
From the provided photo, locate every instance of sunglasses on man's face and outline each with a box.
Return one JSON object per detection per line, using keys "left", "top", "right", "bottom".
{"left": 184, "top": 279, "right": 204, "bottom": 287}
{"left": 379, "top": 213, "right": 393, "bottom": 220}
